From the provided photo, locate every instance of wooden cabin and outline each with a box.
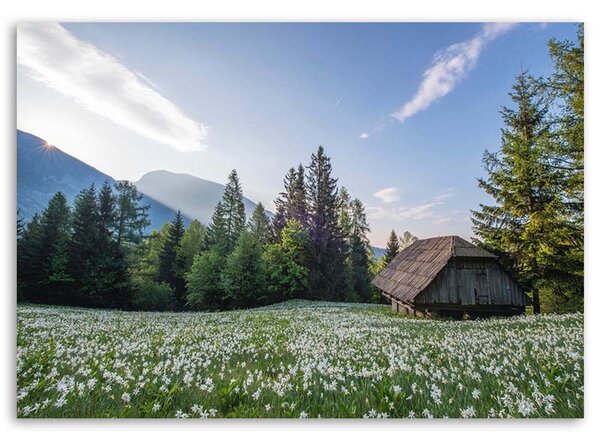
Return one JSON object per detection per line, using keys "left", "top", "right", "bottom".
{"left": 372, "top": 236, "right": 525, "bottom": 318}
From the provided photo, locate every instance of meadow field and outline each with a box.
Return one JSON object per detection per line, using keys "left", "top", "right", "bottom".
{"left": 17, "top": 301, "right": 583, "bottom": 418}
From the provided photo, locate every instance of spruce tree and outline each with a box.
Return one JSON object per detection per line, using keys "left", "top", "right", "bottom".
{"left": 97, "top": 181, "right": 130, "bottom": 308}
{"left": 248, "top": 202, "right": 272, "bottom": 246}
{"left": 348, "top": 198, "right": 372, "bottom": 302}
{"left": 207, "top": 170, "right": 246, "bottom": 254}
{"left": 539, "top": 25, "right": 584, "bottom": 311}
{"left": 382, "top": 230, "right": 400, "bottom": 266}
{"left": 289, "top": 164, "right": 309, "bottom": 228}
{"left": 17, "top": 213, "right": 42, "bottom": 298}
{"left": 157, "top": 210, "right": 186, "bottom": 308}
{"left": 114, "top": 180, "right": 150, "bottom": 249}
{"left": 206, "top": 201, "right": 227, "bottom": 251}
{"left": 273, "top": 165, "right": 309, "bottom": 241}
{"left": 272, "top": 167, "right": 297, "bottom": 240}
{"left": 306, "top": 146, "right": 346, "bottom": 300}
{"left": 471, "top": 71, "right": 562, "bottom": 314}
{"left": 19, "top": 193, "right": 72, "bottom": 303}
{"left": 69, "top": 185, "right": 102, "bottom": 306}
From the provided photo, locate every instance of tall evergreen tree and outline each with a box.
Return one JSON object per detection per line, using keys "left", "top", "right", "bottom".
{"left": 272, "top": 167, "right": 297, "bottom": 241}
{"left": 348, "top": 198, "right": 372, "bottom": 302}
{"left": 157, "top": 210, "right": 186, "bottom": 308}
{"left": 114, "top": 181, "right": 150, "bottom": 250}
{"left": 382, "top": 230, "right": 400, "bottom": 266}
{"left": 538, "top": 25, "right": 584, "bottom": 311}
{"left": 289, "top": 164, "right": 309, "bottom": 228}
{"left": 306, "top": 146, "right": 346, "bottom": 300}
{"left": 69, "top": 185, "right": 102, "bottom": 306}
{"left": 471, "top": 71, "right": 564, "bottom": 314}
{"left": 96, "top": 181, "right": 130, "bottom": 308}
{"left": 248, "top": 202, "right": 272, "bottom": 246}
{"left": 207, "top": 170, "right": 246, "bottom": 254}
{"left": 19, "top": 193, "right": 72, "bottom": 303}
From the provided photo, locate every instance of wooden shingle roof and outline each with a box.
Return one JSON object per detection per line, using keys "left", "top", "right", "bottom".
{"left": 372, "top": 235, "right": 496, "bottom": 302}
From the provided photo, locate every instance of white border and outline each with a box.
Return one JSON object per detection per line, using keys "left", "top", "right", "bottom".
{"left": 2, "top": 1, "right": 597, "bottom": 442}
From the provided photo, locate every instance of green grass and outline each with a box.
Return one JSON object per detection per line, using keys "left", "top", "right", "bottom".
{"left": 17, "top": 301, "right": 583, "bottom": 418}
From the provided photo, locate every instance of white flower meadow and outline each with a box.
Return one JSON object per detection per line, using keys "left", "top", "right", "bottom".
{"left": 16, "top": 301, "right": 583, "bottom": 418}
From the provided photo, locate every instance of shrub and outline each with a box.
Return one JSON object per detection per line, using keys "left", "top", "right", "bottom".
{"left": 186, "top": 248, "right": 227, "bottom": 310}
{"left": 131, "top": 280, "right": 175, "bottom": 311}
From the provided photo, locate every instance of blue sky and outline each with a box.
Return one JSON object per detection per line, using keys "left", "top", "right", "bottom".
{"left": 17, "top": 22, "right": 579, "bottom": 246}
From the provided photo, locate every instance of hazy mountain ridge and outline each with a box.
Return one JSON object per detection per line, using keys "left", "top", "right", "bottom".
{"left": 16, "top": 130, "right": 266, "bottom": 231}
{"left": 135, "top": 170, "right": 267, "bottom": 226}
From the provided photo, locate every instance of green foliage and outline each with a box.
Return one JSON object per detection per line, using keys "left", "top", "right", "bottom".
{"left": 263, "top": 220, "right": 310, "bottom": 302}
{"left": 186, "top": 248, "right": 227, "bottom": 310}
{"left": 18, "top": 193, "right": 72, "bottom": 303}
{"left": 382, "top": 230, "right": 399, "bottom": 266}
{"left": 207, "top": 170, "right": 246, "bottom": 254}
{"left": 131, "top": 279, "right": 175, "bottom": 311}
{"left": 222, "top": 231, "right": 267, "bottom": 308}
{"left": 17, "top": 303, "right": 584, "bottom": 418}
{"left": 306, "top": 146, "right": 347, "bottom": 300}
{"left": 472, "top": 60, "right": 583, "bottom": 313}
{"left": 157, "top": 210, "right": 187, "bottom": 308}
{"left": 178, "top": 219, "right": 207, "bottom": 271}
{"left": 248, "top": 202, "right": 272, "bottom": 246}
{"left": 114, "top": 180, "right": 150, "bottom": 250}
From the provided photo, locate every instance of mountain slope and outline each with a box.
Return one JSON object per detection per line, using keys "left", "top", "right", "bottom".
{"left": 17, "top": 130, "right": 184, "bottom": 231}
{"left": 135, "top": 170, "right": 268, "bottom": 225}
{"left": 17, "top": 130, "right": 269, "bottom": 231}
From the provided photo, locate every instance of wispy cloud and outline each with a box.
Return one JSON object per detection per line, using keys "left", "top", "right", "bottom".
{"left": 392, "top": 23, "right": 516, "bottom": 123}
{"left": 368, "top": 188, "right": 455, "bottom": 222}
{"left": 17, "top": 23, "right": 208, "bottom": 153}
{"left": 373, "top": 187, "right": 402, "bottom": 203}
{"left": 334, "top": 94, "right": 345, "bottom": 107}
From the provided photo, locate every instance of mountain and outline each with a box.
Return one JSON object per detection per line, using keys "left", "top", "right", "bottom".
{"left": 371, "top": 246, "right": 385, "bottom": 261}
{"left": 17, "top": 130, "right": 183, "bottom": 231}
{"left": 135, "top": 170, "right": 267, "bottom": 226}
{"left": 17, "top": 130, "right": 267, "bottom": 232}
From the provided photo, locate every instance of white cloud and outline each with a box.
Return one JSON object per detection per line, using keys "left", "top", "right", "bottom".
{"left": 359, "top": 133, "right": 369, "bottom": 139}
{"left": 368, "top": 202, "right": 438, "bottom": 221}
{"left": 17, "top": 23, "right": 208, "bottom": 153}
{"left": 373, "top": 187, "right": 402, "bottom": 203}
{"left": 368, "top": 188, "right": 455, "bottom": 221}
{"left": 392, "top": 23, "right": 516, "bottom": 123}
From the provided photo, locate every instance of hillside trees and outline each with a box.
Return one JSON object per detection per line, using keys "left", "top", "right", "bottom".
{"left": 18, "top": 192, "right": 71, "bottom": 303}
{"left": 18, "top": 148, "right": 377, "bottom": 312}
{"left": 17, "top": 180, "right": 152, "bottom": 308}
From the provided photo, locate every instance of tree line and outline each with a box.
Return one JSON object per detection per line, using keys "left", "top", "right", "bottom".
{"left": 471, "top": 25, "right": 584, "bottom": 313}
{"left": 18, "top": 146, "right": 392, "bottom": 311}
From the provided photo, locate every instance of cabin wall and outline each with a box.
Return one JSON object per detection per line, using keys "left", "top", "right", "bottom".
{"left": 415, "top": 258, "right": 524, "bottom": 308}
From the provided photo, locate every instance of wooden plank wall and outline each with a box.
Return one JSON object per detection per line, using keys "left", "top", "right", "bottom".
{"left": 415, "top": 258, "right": 524, "bottom": 307}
